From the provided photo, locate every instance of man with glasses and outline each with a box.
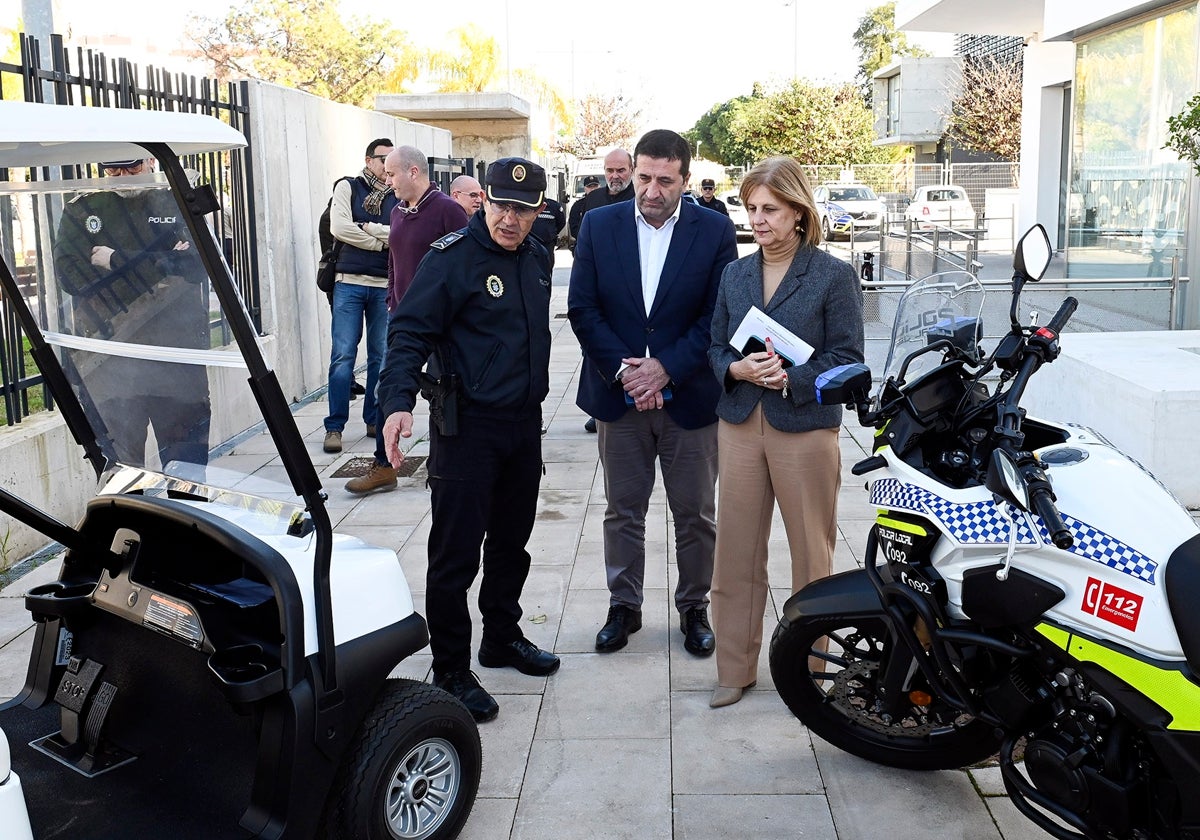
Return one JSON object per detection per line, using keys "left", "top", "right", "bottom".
{"left": 376, "top": 158, "right": 557, "bottom": 722}
{"left": 449, "top": 175, "right": 483, "bottom": 217}
{"left": 345, "top": 145, "right": 467, "bottom": 495}
{"left": 696, "top": 178, "right": 728, "bottom": 216}
{"left": 321, "top": 138, "right": 396, "bottom": 456}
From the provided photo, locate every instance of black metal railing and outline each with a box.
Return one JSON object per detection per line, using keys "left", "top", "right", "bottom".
{"left": 0, "top": 32, "right": 258, "bottom": 425}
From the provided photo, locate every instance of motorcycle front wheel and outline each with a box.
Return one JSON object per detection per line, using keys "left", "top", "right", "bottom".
{"left": 769, "top": 613, "right": 1002, "bottom": 771}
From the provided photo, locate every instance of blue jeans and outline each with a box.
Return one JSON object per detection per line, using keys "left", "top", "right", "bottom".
{"left": 324, "top": 281, "right": 387, "bottom": 433}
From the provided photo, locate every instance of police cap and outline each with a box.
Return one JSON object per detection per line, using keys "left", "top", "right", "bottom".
{"left": 485, "top": 157, "right": 546, "bottom": 208}
{"left": 583, "top": 175, "right": 600, "bottom": 187}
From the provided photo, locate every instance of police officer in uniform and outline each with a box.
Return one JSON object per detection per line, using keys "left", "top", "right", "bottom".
{"left": 529, "top": 195, "right": 565, "bottom": 270}
{"left": 52, "top": 157, "right": 211, "bottom": 468}
{"left": 376, "top": 157, "right": 558, "bottom": 722}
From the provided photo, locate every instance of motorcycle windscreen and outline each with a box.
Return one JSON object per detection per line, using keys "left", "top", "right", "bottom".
{"left": 7, "top": 171, "right": 298, "bottom": 504}
{"left": 877, "top": 270, "right": 985, "bottom": 401}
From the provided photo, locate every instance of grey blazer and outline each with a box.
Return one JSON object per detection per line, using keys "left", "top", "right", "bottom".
{"left": 708, "top": 246, "right": 864, "bottom": 433}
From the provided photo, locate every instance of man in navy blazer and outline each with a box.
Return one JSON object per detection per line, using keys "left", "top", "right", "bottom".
{"left": 568, "top": 129, "right": 738, "bottom": 657}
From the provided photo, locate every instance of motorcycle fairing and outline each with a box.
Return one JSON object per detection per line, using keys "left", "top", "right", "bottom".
{"left": 1037, "top": 622, "right": 1200, "bottom": 732}
{"left": 868, "top": 432, "right": 1196, "bottom": 660}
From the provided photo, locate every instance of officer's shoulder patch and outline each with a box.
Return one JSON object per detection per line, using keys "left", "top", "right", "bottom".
{"left": 429, "top": 230, "right": 465, "bottom": 251}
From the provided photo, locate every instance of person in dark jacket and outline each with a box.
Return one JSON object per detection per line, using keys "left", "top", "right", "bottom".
{"left": 567, "top": 174, "right": 601, "bottom": 249}
{"left": 376, "top": 157, "right": 558, "bottom": 723}
{"left": 696, "top": 178, "right": 728, "bottom": 216}
{"left": 567, "top": 148, "right": 634, "bottom": 241}
{"left": 529, "top": 196, "right": 565, "bottom": 269}
{"left": 321, "top": 138, "right": 397, "bottom": 455}
{"left": 53, "top": 158, "right": 212, "bottom": 469}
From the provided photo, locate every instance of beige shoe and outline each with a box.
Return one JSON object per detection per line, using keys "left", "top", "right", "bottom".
{"left": 345, "top": 461, "right": 398, "bottom": 495}
{"left": 709, "top": 681, "right": 756, "bottom": 708}
{"left": 323, "top": 430, "right": 342, "bottom": 453}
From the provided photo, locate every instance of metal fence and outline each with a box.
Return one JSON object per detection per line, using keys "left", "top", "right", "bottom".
{"left": 0, "top": 33, "right": 257, "bottom": 425}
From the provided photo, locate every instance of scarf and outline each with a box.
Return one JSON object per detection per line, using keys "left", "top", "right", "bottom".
{"left": 361, "top": 166, "right": 390, "bottom": 216}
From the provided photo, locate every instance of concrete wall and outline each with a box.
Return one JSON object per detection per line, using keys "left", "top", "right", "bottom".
{"left": 0, "top": 82, "right": 453, "bottom": 567}
{"left": 245, "top": 81, "right": 453, "bottom": 403}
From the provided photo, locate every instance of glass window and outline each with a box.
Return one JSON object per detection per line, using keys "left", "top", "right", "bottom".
{"left": 1067, "top": 5, "right": 1196, "bottom": 279}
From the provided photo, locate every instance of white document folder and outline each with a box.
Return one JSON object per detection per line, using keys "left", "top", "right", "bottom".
{"left": 729, "top": 306, "right": 814, "bottom": 368}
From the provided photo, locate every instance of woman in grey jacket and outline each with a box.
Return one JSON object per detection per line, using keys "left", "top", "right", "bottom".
{"left": 706, "top": 157, "right": 864, "bottom": 707}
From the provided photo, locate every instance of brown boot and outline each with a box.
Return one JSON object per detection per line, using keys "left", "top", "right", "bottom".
{"left": 344, "top": 461, "right": 398, "bottom": 495}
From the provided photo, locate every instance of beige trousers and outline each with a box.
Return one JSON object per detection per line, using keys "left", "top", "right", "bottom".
{"left": 711, "top": 406, "right": 841, "bottom": 688}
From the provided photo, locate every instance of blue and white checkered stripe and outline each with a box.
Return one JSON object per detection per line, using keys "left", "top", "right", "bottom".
{"left": 870, "top": 478, "right": 1158, "bottom": 584}
{"left": 1034, "top": 515, "right": 1157, "bottom": 584}
{"left": 870, "top": 478, "right": 1036, "bottom": 544}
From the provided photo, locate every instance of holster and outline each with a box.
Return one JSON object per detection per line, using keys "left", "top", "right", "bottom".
{"left": 419, "top": 371, "right": 460, "bottom": 437}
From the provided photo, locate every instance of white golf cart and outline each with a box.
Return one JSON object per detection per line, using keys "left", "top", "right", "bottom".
{"left": 0, "top": 102, "right": 479, "bottom": 839}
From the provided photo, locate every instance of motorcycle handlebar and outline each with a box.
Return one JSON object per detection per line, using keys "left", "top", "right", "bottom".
{"left": 1031, "top": 487, "right": 1073, "bottom": 549}
{"left": 1046, "top": 296, "right": 1078, "bottom": 334}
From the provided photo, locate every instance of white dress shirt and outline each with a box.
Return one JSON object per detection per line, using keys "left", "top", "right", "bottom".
{"left": 634, "top": 199, "right": 683, "bottom": 316}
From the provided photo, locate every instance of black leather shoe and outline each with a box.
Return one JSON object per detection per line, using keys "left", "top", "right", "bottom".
{"left": 350, "top": 378, "right": 366, "bottom": 397}
{"left": 584, "top": 417, "right": 597, "bottom": 433}
{"left": 595, "top": 605, "right": 642, "bottom": 652}
{"left": 478, "top": 637, "right": 560, "bottom": 676}
{"left": 681, "top": 606, "right": 715, "bottom": 656}
{"left": 433, "top": 670, "right": 499, "bottom": 722}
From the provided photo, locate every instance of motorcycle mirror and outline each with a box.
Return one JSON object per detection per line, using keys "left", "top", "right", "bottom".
{"left": 985, "top": 449, "right": 1029, "bottom": 512}
{"left": 1013, "top": 224, "right": 1053, "bottom": 283}
{"left": 815, "top": 363, "right": 872, "bottom": 406}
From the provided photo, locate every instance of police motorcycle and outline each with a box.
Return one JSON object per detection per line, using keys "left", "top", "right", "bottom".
{"left": 769, "top": 223, "right": 1200, "bottom": 839}
{"left": 0, "top": 102, "right": 479, "bottom": 839}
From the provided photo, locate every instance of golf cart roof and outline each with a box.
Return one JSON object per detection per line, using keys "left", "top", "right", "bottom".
{"left": 0, "top": 101, "right": 246, "bottom": 168}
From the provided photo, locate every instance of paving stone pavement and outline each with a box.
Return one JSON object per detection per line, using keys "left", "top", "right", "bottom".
{"left": 0, "top": 278, "right": 1117, "bottom": 840}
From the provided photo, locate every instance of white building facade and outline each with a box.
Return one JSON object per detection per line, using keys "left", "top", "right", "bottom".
{"left": 898, "top": 0, "right": 1199, "bottom": 326}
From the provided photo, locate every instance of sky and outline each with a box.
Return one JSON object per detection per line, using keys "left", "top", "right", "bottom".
{"left": 24, "top": 0, "right": 953, "bottom": 132}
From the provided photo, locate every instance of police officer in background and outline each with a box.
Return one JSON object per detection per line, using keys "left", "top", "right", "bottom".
{"left": 696, "top": 178, "right": 728, "bottom": 215}
{"left": 53, "top": 157, "right": 212, "bottom": 468}
{"left": 529, "top": 194, "right": 565, "bottom": 270}
{"left": 376, "top": 157, "right": 558, "bottom": 722}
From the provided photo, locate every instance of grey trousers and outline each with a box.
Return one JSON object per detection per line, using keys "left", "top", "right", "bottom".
{"left": 597, "top": 408, "right": 718, "bottom": 612}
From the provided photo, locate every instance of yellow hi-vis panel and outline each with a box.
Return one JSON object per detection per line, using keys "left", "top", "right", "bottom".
{"left": 1037, "top": 624, "right": 1200, "bottom": 731}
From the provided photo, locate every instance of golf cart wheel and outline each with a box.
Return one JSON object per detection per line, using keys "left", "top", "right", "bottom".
{"left": 821, "top": 216, "right": 833, "bottom": 241}
{"left": 326, "top": 678, "right": 481, "bottom": 840}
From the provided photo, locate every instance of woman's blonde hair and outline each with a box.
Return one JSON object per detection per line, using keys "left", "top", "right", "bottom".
{"left": 738, "top": 156, "right": 822, "bottom": 249}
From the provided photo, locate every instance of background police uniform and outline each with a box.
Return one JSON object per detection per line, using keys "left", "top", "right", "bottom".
{"left": 529, "top": 197, "right": 564, "bottom": 269}
{"left": 376, "top": 209, "right": 552, "bottom": 679}
{"left": 52, "top": 184, "right": 211, "bottom": 467}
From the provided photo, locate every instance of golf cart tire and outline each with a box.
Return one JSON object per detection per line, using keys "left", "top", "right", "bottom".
{"left": 324, "top": 678, "right": 481, "bottom": 840}
{"left": 822, "top": 217, "right": 833, "bottom": 241}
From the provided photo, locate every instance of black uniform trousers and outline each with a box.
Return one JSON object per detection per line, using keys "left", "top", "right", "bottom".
{"left": 426, "top": 410, "right": 543, "bottom": 677}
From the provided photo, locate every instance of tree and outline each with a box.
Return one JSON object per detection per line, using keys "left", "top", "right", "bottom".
{"left": 853, "top": 2, "right": 928, "bottom": 98}
{"left": 418, "top": 25, "right": 572, "bottom": 137}
{"left": 686, "top": 80, "right": 889, "bottom": 167}
{"left": 1166, "top": 93, "right": 1200, "bottom": 177}
{"left": 945, "top": 56, "right": 1023, "bottom": 160}
{"left": 186, "top": 0, "right": 417, "bottom": 108}
{"left": 553, "top": 93, "right": 642, "bottom": 158}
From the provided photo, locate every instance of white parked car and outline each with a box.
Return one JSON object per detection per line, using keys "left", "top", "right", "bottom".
{"left": 812, "top": 183, "right": 886, "bottom": 240}
{"left": 905, "top": 184, "right": 977, "bottom": 230}
{"left": 721, "top": 191, "right": 753, "bottom": 240}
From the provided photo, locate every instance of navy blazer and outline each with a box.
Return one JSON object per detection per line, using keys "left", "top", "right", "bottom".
{"left": 568, "top": 199, "right": 738, "bottom": 429}
{"left": 708, "top": 246, "right": 864, "bottom": 433}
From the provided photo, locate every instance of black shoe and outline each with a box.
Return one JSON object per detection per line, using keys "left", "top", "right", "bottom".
{"left": 584, "top": 417, "right": 597, "bottom": 433}
{"left": 478, "top": 637, "right": 560, "bottom": 676}
{"left": 433, "top": 670, "right": 499, "bottom": 722}
{"left": 681, "top": 606, "right": 715, "bottom": 656}
{"left": 595, "top": 605, "right": 642, "bottom": 652}
{"left": 350, "top": 379, "right": 366, "bottom": 397}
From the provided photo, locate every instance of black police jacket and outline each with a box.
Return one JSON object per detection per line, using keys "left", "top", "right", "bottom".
{"left": 377, "top": 212, "right": 552, "bottom": 419}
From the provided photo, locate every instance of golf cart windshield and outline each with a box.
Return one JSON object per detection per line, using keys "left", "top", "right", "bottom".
{"left": 0, "top": 104, "right": 310, "bottom": 516}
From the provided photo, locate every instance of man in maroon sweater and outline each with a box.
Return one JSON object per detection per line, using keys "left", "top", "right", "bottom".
{"left": 345, "top": 145, "right": 468, "bottom": 494}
